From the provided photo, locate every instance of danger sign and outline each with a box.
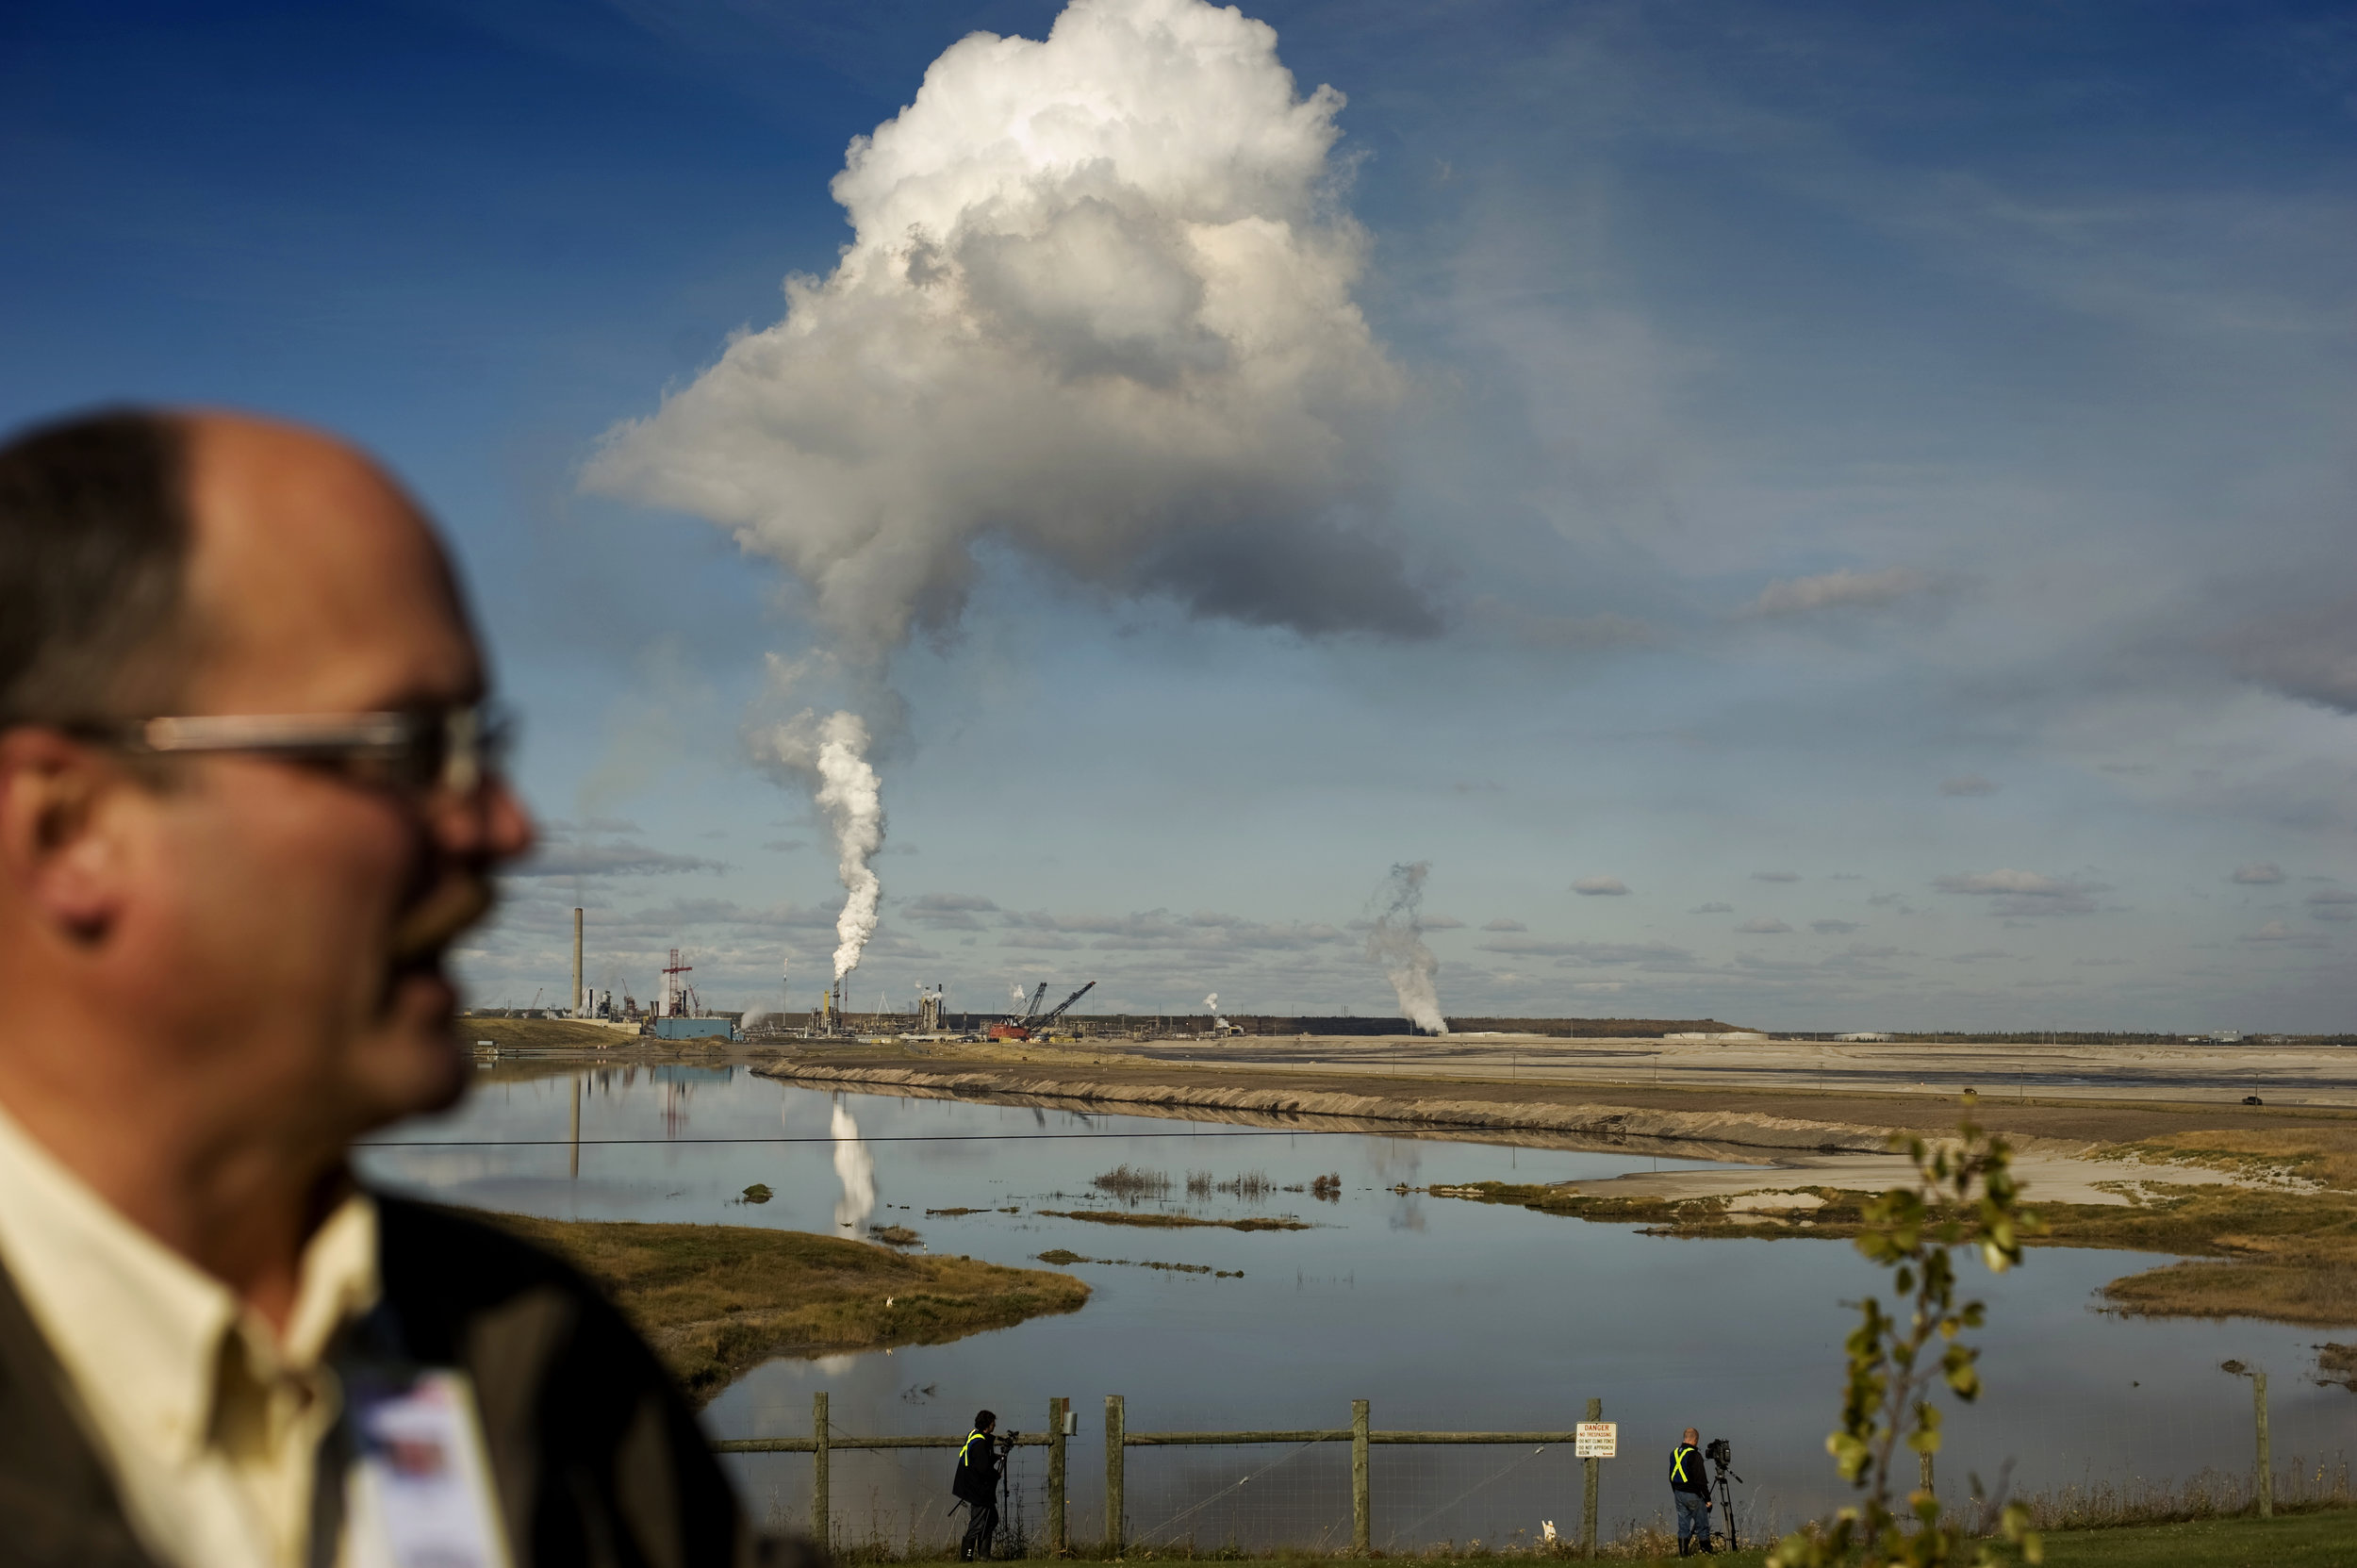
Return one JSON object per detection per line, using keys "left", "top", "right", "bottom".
{"left": 1574, "top": 1422, "right": 1617, "bottom": 1459}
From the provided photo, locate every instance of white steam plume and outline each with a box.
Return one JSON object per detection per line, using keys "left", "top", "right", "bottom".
{"left": 585, "top": 0, "right": 1422, "bottom": 658}
{"left": 1204, "top": 991, "right": 1228, "bottom": 1029}
{"left": 765, "top": 704, "right": 885, "bottom": 981}
{"left": 1366, "top": 862, "right": 1448, "bottom": 1035}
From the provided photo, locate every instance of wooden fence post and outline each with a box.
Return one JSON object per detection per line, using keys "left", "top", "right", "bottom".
{"left": 1581, "top": 1397, "right": 1600, "bottom": 1560}
{"left": 2254, "top": 1371, "right": 2272, "bottom": 1520}
{"left": 1048, "top": 1396, "right": 1068, "bottom": 1555}
{"left": 812, "top": 1391, "right": 830, "bottom": 1547}
{"left": 1106, "top": 1394, "right": 1126, "bottom": 1554}
{"left": 1352, "top": 1399, "right": 1371, "bottom": 1555}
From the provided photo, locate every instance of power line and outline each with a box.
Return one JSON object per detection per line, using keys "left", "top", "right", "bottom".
{"left": 355, "top": 1128, "right": 1391, "bottom": 1147}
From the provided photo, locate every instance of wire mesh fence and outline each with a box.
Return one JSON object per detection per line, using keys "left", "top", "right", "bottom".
{"left": 721, "top": 1382, "right": 2353, "bottom": 1560}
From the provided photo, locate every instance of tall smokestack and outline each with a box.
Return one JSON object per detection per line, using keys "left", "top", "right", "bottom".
{"left": 572, "top": 909, "right": 584, "bottom": 1018}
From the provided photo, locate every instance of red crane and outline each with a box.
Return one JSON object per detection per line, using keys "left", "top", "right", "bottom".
{"left": 660, "top": 949, "right": 697, "bottom": 1017}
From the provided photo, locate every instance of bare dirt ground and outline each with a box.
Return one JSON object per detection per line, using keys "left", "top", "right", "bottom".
{"left": 738, "top": 1034, "right": 2357, "bottom": 1328}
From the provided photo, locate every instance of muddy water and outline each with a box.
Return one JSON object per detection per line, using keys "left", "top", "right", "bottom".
{"left": 356, "top": 1065, "right": 2350, "bottom": 1551}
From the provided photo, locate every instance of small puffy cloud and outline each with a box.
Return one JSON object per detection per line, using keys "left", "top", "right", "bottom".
{"left": 1482, "top": 917, "right": 1527, "bottom": 932}
{"left": 1810, "top": 918, "right": 1861, "bottom": 934}
{"left": 510, "top": 837, "right": 727, "bottom": 879}
{"left": 1735, "top": 916, "right": 1792, "bottom": 934}
{"left": 2230, "top": 863, "right": 2286, "bottom": 884}
{"left": 2245, "top": 921, "right": 2294, "bottom": 941}
{"left": 1933, "top": 868, "right": 2107, "bottom": 916}
{"left": 905, "top": 892, "right": 1002, "bottom": 930}
{"left": 1572, "top": 876, "right": 1630, "bottom": 897}
{"left": 1748, "top": 566, "right": 1929, "bottom": 619}
{"left": 1939, "top": 775, "right": 1998, "bottom": 798}
{"left": 1751, "top": 870, "right": 1801, "bottom": 883}
{"left": 2222, "top": 597, "right": 2357, "bottom": 714}
{"left": 1421, "top": 914, "right": 1467, "bottom": 930}
{"left": 2307, "top": 889, "right": 2357, "bottom": 921}
{"left": 1476, "top": 936, "right": 1695, "bottom": 968}
{"left": 1470, "top": 597, "right": 1658, "bottom": 651}
{"left": 1689, "top": 901, "right": 1735, "bottom": 914}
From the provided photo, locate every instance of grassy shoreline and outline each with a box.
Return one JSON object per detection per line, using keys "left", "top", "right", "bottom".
{"left": 483, "top": 1213, "right": 1089, "bottom": 1406}
{"left": 1425, "top": 1154, "right": 2357, "bottom": 1329}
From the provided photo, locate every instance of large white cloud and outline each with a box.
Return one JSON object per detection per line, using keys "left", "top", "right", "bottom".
{"left": 587, "top": 0, "right": 1416, "bottom": 659}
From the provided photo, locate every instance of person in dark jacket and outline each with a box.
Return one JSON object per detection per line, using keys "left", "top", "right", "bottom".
{"left": 1669, "top": 1428, "right": 1711, "bottom": 1556}
{"left": 953, "top": 1411, "right": 1005, "bottom": 1560}
{"left": 0, "top": 407, "right": 799, "bottom": 1567}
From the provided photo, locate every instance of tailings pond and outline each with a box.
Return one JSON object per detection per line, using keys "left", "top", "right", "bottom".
{"left": 357, "top": 1064, "right": 2350, "bottom": 1550}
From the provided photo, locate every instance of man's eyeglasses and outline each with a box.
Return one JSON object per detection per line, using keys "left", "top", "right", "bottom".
{"left": 68, "top": 701, "right": 514, "bottom": 798}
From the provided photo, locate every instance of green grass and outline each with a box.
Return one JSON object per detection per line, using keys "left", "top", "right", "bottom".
{"left": 2034, "top": 1505, "right": 2357, "bottom": 1565}
{"left": 816, "top": 1505, "right": 2357, "bottom": 1567}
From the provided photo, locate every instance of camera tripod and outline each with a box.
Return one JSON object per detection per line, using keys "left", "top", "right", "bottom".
{"left": 1707, "top": 1447, "right": 1742, "bottom": 1553}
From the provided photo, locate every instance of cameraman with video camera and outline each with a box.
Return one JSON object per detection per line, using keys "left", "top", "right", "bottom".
{"left": 955, "top": 1409, "right": 1015, "bottom": 1560}
{"left": 1669, "top": 1427, "right": 1711, "bottom": 1556}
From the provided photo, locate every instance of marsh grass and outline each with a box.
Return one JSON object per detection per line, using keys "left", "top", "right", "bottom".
{"left": 482, "top": 1212, "right": 1087, "bottom": 1406}
{"left": 2004, "top": 1454, "right": 2352, "bottom": 1530}
{"left": 1039, "top": 1209, "right": 1308, "bottom": 1231}
{"left": 1096, "top": 1164, "right": 1175, "bottom": 1201}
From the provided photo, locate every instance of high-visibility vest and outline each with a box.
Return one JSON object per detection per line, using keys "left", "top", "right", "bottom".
{"left": 1670, "top": 1444, "right": 1702, "bottom": 1486}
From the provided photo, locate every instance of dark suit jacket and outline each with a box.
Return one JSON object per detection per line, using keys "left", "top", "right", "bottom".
{"left": 0, "top": 1195, "right": 790, "bottom": 1568}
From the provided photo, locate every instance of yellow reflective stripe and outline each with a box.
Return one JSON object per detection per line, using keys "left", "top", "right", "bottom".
{"left": 1671, "top": 1447, "right": 1693, "bottom": 1482}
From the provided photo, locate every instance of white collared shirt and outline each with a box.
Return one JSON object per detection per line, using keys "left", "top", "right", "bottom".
{"left": 0, "top": 1099, "right": 379, "bottom": 1568}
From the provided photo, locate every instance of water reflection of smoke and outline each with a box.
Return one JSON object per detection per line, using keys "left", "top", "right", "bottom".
{"left": 832, "top": 1098, "right": 877, "bottom": 1230}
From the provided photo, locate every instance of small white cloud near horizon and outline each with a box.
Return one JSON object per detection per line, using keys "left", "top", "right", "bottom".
{"left": 1752, "top": 870, "right": 1800, "bottom": 883}
{"left": 1748, "top": 566, "right": 1930, "bottom": 619}
{"left": 2231, "top": 863, "right": 2286, "bottom": 884}
{"left": 1482, "top": 916, "right": 1527, "bottom": 932}
{"left": 1935, "top": 868, "right": 2108, "bottom": 916}
{"left": 1940, "top": 775, "right": 1999, "bottom": 797}
{"left": 1690, "top": 901, "right": 1734, "bottom": 914}
{"left": 1736, "top": 916, "right": 1791, "bottom": 933}
{"left": 1572, "top": 876, "right": 1630, "bottom": 896}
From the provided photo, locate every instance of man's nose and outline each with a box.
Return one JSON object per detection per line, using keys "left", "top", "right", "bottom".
{"left": 425, "top": 775, "right": 536, "bottom": 863}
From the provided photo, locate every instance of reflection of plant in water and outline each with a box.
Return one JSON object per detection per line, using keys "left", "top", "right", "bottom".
{"left": 1769, "top": 1094, "right": 2041, "bottom": 1568}
{"left": 867, "top": 1224, "right": 921, "bottom": 1247}
{"left": 1093, "top": 1164, "right": 1173, "bottom": 1201}
{"left": 1310, "top": 1173, "right": 1343, "bottom": 1202}
{"left": 1218, "top": 1171, "right": 1274, "bottom": 1199}
{"left": 741, "top": 1183, "right": 773, "bottom": 1204}
{"left": 1187, "top": 1169, "right": 1214, "bottom": 1197}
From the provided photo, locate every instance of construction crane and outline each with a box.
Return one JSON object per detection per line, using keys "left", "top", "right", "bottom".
{"left": 989, "top": 980, "right": 1094, "bottom": 1042}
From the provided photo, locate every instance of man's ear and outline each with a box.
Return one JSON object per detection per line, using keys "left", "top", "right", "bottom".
{"left": 0, "top": 729, "right": 130, "bottom": 943}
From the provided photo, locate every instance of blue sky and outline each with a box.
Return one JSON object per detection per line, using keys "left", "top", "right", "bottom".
{"left": 5, "top": 0, "right": 2352, "bottom": 1030}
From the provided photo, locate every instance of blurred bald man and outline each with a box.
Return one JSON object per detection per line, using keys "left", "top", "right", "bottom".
{"left": 0, "top": 410, "right": 778, "bottom": 1568}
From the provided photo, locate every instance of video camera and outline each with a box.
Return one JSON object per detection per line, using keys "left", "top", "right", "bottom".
{"left": 1705, "top": 1438, "right": 1732, "bottom": 1470}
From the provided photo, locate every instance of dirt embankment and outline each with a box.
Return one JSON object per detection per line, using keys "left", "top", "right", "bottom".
{"left": 757, "top": 1048, "right": 2357, "bottom": 1330}
{"left": 483, "top": 1213, "right": 1088, "bottom": 1406}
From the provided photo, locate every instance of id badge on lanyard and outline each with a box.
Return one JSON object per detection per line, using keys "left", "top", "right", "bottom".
{"left": 340, "top": 1366, "right": 515, "bottom": 1568}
